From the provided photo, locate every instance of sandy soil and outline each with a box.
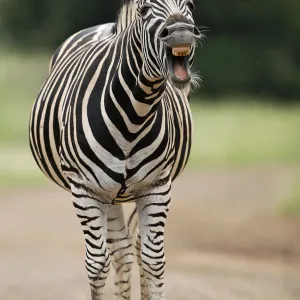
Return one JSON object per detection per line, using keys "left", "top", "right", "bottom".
{"left": 1, "top": 165, "right": 300, "bottom": 300}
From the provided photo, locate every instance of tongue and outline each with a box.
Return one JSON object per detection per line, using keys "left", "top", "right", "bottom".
{"left": 173, "top": 60, "right": 188, "bottom": 81}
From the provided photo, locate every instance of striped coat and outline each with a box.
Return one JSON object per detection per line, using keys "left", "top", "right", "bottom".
{"left": 30, "top": 23, "right": 193, "bottom": 203}
{"left": 29, "top": 1, "right": 200, "bottom": 299}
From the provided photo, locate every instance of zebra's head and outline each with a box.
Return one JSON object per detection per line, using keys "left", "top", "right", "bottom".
{"left": 137, "top": 0, "right": 201, "bottom": 89}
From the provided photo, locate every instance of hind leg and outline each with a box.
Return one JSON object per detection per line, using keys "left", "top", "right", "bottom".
{"left": 107, "top": 205, "right": 134, "bottom": 299}
{"left": 135, "top": 228, "right": 150, "bottom": 300}
{"left": 128, "top": 208, "right": 150, "bottom": 300}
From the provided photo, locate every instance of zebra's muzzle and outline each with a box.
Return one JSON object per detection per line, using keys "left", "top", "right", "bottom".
{"left": 159, "top": 22, "right": 200, "bottom": 88}
{"left": 159, "top": 22, "right": 201, "bottom": 47}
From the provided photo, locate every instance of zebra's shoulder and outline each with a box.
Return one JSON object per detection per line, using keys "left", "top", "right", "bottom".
{"left": 49, "top": 23, "right": 116, "bottom": 73}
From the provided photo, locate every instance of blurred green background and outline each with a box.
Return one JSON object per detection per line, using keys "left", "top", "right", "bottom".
{"left": 0, "top": 0, "right": 299, "bottom": 215}
{"left": 1, "top": 0, "right": 300, "bottom": 98}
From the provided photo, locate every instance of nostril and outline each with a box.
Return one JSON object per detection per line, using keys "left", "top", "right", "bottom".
{"left": 159, "top": 27, "right": 169, "bottom": 39}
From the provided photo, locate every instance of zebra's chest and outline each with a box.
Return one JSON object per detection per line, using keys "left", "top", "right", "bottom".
{"left": 61, "top": 83, "right": 189, "bottom": 199}
{"left": 64, "top": 117, "right": 172, "bottom": 198}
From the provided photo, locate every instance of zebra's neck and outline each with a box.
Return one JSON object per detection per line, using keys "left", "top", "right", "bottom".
{"left": 112, "top": 21, "right": 167, "bottom": 120}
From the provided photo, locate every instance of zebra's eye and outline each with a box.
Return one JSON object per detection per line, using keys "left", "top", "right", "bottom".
{"left": 140, "top": 4, "right": 152, "bottom": 17}
{"left": 187, "top": 0, "right": 195, "bottom": 11}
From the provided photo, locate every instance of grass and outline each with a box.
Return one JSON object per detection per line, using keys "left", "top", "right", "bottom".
{"left": 0, "top": 146, "right": 49, "bottom": 188}
{"left": 0, "top": 49, "right": 300, "bottom": 189}
{"left": 0, "top": 49, "right": 51, "bottom": 188}
{"left": 0, "top": 50, "right": 50, "bottom": 143}
{"left": 278, "top": 176, "right": 300, "bottom": 218}
{"left": 189, "top": 101, "right": 300, "bottom": 168}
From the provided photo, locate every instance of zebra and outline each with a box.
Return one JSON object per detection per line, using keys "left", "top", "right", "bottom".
{"left": 29, "top": 0, "right": 201, "bottom": 299}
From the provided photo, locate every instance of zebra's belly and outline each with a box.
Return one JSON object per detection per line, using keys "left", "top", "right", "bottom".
{"left": 61, "top": 143, "right": 171, "bottom": 201}
{"left": 113, "top": 160, "right": 171, "bottom": 204}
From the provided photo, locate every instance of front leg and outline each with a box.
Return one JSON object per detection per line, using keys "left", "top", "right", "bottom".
{"left": 136, "top": 183, "right": 171, "bottom": 300}
{"left": 72, "top": 194, "right": 110, "bottom": 300}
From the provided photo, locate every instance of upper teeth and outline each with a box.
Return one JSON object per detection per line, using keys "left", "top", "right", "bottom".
{"left": 172, "top": 47, "right": 191, "bottom": 57}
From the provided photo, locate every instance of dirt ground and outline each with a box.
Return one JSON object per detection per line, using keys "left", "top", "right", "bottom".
{"left": 1, "top": 165, "right": 300, "bottom": 300}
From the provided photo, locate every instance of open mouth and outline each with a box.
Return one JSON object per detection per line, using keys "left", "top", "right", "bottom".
{"left": 166, "top": 45, "right": 191, "bottom": 86}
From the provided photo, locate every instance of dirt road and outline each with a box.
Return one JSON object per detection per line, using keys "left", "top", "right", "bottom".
{"left": 1, "top": 165, "right": 300, "bottom": 299}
